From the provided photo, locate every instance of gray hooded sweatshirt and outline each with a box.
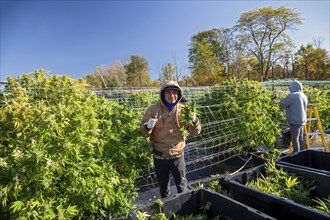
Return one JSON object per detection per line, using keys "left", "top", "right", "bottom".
{"left": 280, "top": 81, "right": 308, "bottom": 125}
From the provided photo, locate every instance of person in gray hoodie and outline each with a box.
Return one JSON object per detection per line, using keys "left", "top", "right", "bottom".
{"left": 280, "top": 80, "right": 308, "bottom": 152}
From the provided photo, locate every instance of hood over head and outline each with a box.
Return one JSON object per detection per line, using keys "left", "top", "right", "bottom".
{"left": 289, "top": 80, "right": 303, "bottom": 93}
{"left": 160, "top": 80, "right": 182, "bottom": 105}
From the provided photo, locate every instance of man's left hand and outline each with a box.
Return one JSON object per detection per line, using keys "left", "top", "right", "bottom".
{"left": 189, "top": 114, "right": 197, "bottom": 123}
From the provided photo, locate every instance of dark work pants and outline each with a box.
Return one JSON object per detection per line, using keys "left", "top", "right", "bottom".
{"left": 290, "top": 124, "right": 306, "bottom": 152}
{"left": 153, "top": 155, "right": 187, "bottom": 198}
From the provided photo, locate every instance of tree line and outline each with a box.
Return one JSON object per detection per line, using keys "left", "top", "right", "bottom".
{"left": 84, "top": 6, "right": 330, "bottom": 88}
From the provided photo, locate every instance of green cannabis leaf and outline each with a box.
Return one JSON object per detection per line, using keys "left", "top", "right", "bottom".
{"left": 180, "top": 100, "right": 200, "bottom": 138}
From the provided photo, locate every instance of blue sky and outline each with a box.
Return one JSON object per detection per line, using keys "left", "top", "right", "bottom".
{"left": 1, "top": 0, "right": 329, "bottom": 82}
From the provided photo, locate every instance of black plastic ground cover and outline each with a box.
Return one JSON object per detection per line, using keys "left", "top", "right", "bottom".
{"left": 224, "top": 164, "right": 330, "bottom": 220}
{"left": 129, "top": 188, "right": 277, "bottom": 220}
{"left": 276, "top": 149, "right": 330, "bottom": 175}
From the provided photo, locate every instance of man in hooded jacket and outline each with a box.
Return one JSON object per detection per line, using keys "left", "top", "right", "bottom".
{"left": 140, "top": 80, "right": 201, "bottom": 198}
{"left": 280, "top": 80, "right": 308, "bottom": 152}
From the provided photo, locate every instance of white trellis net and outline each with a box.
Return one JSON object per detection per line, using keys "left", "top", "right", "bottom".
{"left": 92, "top": 80, "right": 330, "bottom": 189}
{"left": 93, "top": 84, "right": 276, "bottom": 188}
{"left": 2, "top": 79, "right": 328, "bottom": 189}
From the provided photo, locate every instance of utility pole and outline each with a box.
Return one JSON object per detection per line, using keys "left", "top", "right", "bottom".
{"left": 291, "top": 54, "right": 295, "bottom": 78}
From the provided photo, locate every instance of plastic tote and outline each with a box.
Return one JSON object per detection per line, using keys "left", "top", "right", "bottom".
{"left": 276, "top": 149, "right": 330, "bottom": 175}
{"left": 129, "top": 188, "right": 276, "bottom": 220}
{"left": 224, "top": 164, "right": 330, "bottom": 220}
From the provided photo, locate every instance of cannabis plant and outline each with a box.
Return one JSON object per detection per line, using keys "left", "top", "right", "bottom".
{"left": 0, "top": 70, "right": 152, "bottom": 219}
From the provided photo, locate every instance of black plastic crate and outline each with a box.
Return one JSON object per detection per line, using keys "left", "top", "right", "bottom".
{"left": 250, "top": 151, "right": 287, "bottom": 166}
{"left": 188, "top": 153, "right": 266, "bottom": 190}
{"left": 129, "top": 188, "right": 276, "bottom": 220}
{"left": 224, "top": 164, "right": 330, "bottom": 220}
{"left": 276, "top": 149, "right": 330, "bottom": 175}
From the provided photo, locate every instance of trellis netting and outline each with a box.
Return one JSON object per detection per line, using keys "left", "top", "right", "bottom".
{"left": 91, "top": 79, "right": 330, "bottom": 189}
{"left": 2, "top": 78, "right": 330, "bottom": 190}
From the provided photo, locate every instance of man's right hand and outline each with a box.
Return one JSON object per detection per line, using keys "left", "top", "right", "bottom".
{"left": 147, "top": 117, "right": 158, "bottom": 129}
